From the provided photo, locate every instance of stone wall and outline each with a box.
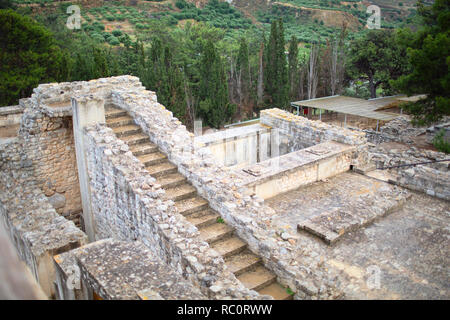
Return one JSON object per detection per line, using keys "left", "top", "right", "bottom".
{"left": 260, "top": 108, "right": 368, "bottom": 149}
{"left": 54, "top": 239, "right": 206, "bottom": 300}
{"left": 110, "top": 86, "right": 346, "bottom": 299}
{"left": 6, "top": 76, "right": 146, "bottom": 227}
{"left": 0, "top": 166, "right": 87, "bottom": 298}
{"left": 0, "top": 105, "right": 24, "bottom": 127}
{"left": 369, "top": 145, "right": 450, "bottom": 200}
{"left": 235, "top": 141, "right": 356, "bottom": 199}
{"left": 195, "top": 124, "right": 273, "bottom": 168}
{"left": 82, "top": 122, "right": 259, "bottom": 299}
{"left": 19, "top": 104, "right": 82, "bottom": 225}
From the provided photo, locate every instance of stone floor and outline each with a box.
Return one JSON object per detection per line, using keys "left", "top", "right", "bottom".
{"left": 266, "top": 172, "right": 450, "bottom": 299}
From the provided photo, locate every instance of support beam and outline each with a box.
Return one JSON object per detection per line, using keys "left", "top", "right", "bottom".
{"left": 72, "top": 95, "right": 105, "bottom": 242}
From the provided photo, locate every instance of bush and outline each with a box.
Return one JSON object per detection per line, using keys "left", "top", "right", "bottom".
{"left": 112, "top": 29, "right": 123, "bottom": 37}
{"left": 108, "top": 36, "right": 120, "bottom": 46}
{"left": 433, "top": 129, "right": 450, "bottom": 154}
{"left": 91, "top": 33, "right": 105, "bottom": 43}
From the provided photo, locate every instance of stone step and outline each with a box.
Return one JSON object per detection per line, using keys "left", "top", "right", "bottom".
{"left": 236, "top": 265, "right": 276, "bottom": 292}
{"left": 174, "top": 197, "right": 209, "bottom": 216}
{"left": 121, "top": 133, "right": 149, "bottom": 146}
{"left": 211, "top": 237, "right": 247, "bottom": 258}
{"left": 157, "top": 173, "right": 187, "bottom": 189}
{"left": 106, "top": 115, "right": 134, "bottom": 128}
{"left": 259, "top": 283, "right": 293, "bottom": 300}
{"left": 137, "top": 152, "right": 167, "bottom": 167}
{"left": 163, "top": 183, "right": 197, "bottom": 202}
{"left": 185, "top": 210, "right": 219, "bottom": 228}
{"left": 113, "top": 124, "right": 142, "bottom": 138}
{"left": 129, "top": 142, "right": 158, "bottom": 157}
{"left": 354, "top": 163, "right": 377, "bottom": 174}
{"left": 225, "top": 250, "right": 261, "bottom": 276}
{"left": 145, "top": 162, "right": 178, "bottom": 178}
{"left": 105, "top": 108, "right": 127, "bottom": 119}
{"left": 198, "top": 223, "right": 234, "bottom": 245}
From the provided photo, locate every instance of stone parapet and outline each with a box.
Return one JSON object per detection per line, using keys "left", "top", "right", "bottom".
{"left": 54, "top": 239, "right": 206, "bottom": 300}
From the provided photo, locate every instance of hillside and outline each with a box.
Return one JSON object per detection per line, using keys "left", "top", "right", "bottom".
{"left": 12, "top": 0, "right": 425, "bottom": 45}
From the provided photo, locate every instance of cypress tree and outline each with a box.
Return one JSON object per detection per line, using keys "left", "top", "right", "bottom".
{"left": 288, "top": 36, "right": 299, "bottom": 101}
{"left": 198, "top": 40, "right": 235, "bottom": 128}
{"left": 237, "top": 37, "right": 251, "bottom": 107}
{"left": 264, "top": 19, "right": 289, "bottom": 109}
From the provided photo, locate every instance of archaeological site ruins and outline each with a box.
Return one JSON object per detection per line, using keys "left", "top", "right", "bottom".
{"left": 0, "top": 76, "right": 448, "bottom": 300}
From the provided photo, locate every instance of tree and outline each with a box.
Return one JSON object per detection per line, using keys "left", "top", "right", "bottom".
{"left": 198, "top": 40, "right": 235, "bottom": 128}
{"left": 0, "top": 9, "right": 67, "bottom": 106}
{"left": 393, "top": 0, "right": 450, "bottom": 123}
{"left": 307, "top": 43, "right": 320, "bottom": 99}
{"left": 236, "top": 37, "right": 251, "bottom": 112}
{"left": 328, "top": 24, "right": 347, "bottom": 96}
{"left": 288, "top": 36, "right": 299, "bottom": 100}
{"left": 264, "top": 19, "right": 289, "bottom": 109}
{"left": 347, "top": 29, "right": 410, "bottom": 99}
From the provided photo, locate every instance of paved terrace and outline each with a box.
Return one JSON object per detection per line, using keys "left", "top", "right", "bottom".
{"left": 266, "top": 172, "right": 450, "bottom": 299}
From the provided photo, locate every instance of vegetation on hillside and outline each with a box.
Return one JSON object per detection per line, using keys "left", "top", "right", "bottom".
{"left": 0, "top": 0, "right": 448, "bottom": 129}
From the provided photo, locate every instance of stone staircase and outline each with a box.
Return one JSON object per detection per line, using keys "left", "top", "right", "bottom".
{"left": 105, "top": 106, "right": 292, "bottom": 300}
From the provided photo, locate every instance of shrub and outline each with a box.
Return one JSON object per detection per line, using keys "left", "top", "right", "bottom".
{"left": 108, "top": 36, "right": 120, "bottom": 45}
{"left": 112, "top": 29, "right": 122, "bottom": 37}
{"left": 433, "top": 129, "right": 450, "bottom": 154}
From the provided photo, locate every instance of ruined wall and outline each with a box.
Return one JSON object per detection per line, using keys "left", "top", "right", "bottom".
{"left": 260, "top": 108, "right": 367, "bottom": 150}
{"left": 0, "top": 105, "right": 24, "bottom": 127}
{"left": 19, "top": 104, "right": 81, "bottom": 225}
{"left": 236, "top": 141, "right": 356, "bottom": 200}
{"left": 110, "top": 86, "right": 346, "bottom": 299}
{"left": 369, "top": 146, "right": 450, "bottom": 200}
{"left": 195, "top": 124, "right": 273, "bottom": 168}
{"left": 10, "top": 76, "right": 146, "bottom": 227}
{"left": 54, "top": 239, "right": 206, "bottom": 300}
{"left": 0, "top": 162, "right": 87, "bottom": 298}
{"left": 82, "top": 122, "right": 259, "bottom": 299}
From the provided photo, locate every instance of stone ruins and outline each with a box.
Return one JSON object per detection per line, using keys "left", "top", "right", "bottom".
{"left": 0, "top": 76, "right": 448, "bottom": 300}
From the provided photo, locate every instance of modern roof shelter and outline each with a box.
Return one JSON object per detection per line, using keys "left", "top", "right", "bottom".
{"left": 291, "top": 95, "right": 405, "bottom": 122}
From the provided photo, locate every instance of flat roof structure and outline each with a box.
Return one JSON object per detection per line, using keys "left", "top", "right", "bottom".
{"left": 292, "top": 95, "right": 407, "bottom": 121}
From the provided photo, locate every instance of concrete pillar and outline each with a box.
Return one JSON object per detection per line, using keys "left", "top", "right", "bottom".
{"left": 72, "top": 95, "right": 105, "bottom": 242}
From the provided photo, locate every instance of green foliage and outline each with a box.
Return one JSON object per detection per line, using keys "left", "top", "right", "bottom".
{"left": 0, "top": 9, "right": 67, "bottom": 106}
{"left": 216, "top": 217, "right": 225, "bottom": 224}
{"left": 264, "top": 19, "right": 289, "bottom": 109}
{"left": 198, "top": 39, "right": 235, "bottom": 128}
{"left": 112, "top": 29, "right": 123, "bottom": 37}
{"left": 288, "top": 36, "right": 299, "bottom": 100}
{"left": 286, "top": 287, "right": 295, "bottom": 296}
{"left": 347, "top": 29, "right": 411, "bottom": 98}
{"left": 392, "top": 0, "right": 450, "bottom": 124}
{"left": 432, "top": 129, "right": 450, "bottom": 154}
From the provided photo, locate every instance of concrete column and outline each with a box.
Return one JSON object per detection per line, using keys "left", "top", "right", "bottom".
{"left": 72, "top": 95, "right": 105, "bottom": 242}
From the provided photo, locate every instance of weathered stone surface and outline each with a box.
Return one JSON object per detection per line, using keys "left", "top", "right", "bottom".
{"left": 65, "top": 239, "right": 205, "bottom": 300}
{"left": 369, "top": 143, "right": 450, "bottom": 200}
{"left": 48, "top": 193, "right": 66, "bottom": 209}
